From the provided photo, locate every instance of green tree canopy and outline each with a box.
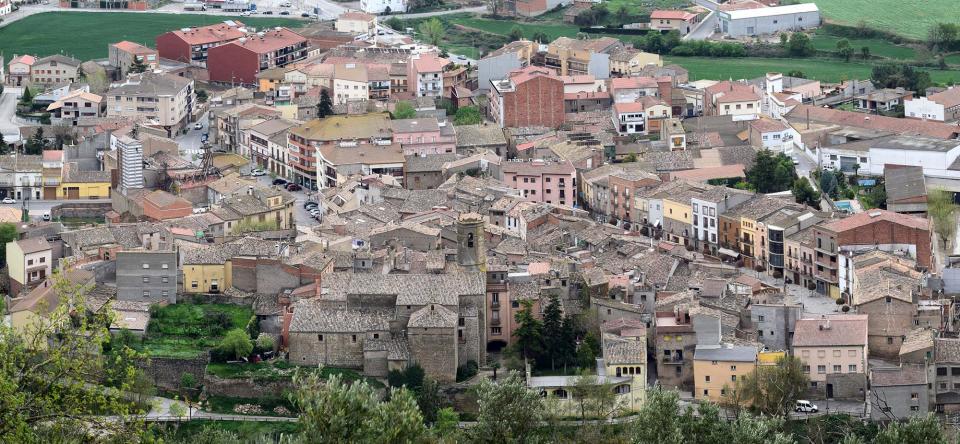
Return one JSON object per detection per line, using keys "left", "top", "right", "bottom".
{"left": 453, "top": 106, "right": 483, "bottom": 125}
{"left": 418, "top": 18, "right": 445, "bottom": 47}
{"left": 393, "top": 101, "right": 416, "bottom": 119}
{"left": 787, "top": 32, "right": 815, "bottom": 57}
{"left": 791, "top": 177, "right": 821, "bottom": 209}
{"left": 470, "top": 372, "right": 544, "bottom": 444}
{"left": 317, "top": 89, "right": 334, "bottom": 118}
{"left": 216, "top": 328, "right": 253, "bottom": 360}
{"left": 745, "top": 149, "right": 796, "bottom": 193}
{"left": 726, "top": 355, "right": 809, "bottom": 416}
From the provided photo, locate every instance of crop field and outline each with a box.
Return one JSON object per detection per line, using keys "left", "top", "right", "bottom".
{"left": 666, "top": 56, "right": 960, "bottom": 84}
{"left": 810, "top": 32, "right": 917, "bottom": 60}
{"left": 0, "top": 12, "right": 303, "bottom": 62}
{"left": 813, "top": 0, "right": 960, "bottom": 40}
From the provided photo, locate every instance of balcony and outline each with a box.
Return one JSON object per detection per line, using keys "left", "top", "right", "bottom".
{"left": 490, "top": 300, "right": 501, "bottom": 309}
{"left": 490, "top": 317, "right": 501, "bottom": 326}
{"left": 661, "top": 355, "right": 684, "bottom": 365}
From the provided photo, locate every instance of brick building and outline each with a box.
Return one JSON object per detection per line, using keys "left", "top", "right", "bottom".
{"left": 813, "top": 209, "right": 932, "bottom": 298}
{"left": 155, "top": 21, "right": 247, "bottom": 67}
{"left": 207, "top": 28, "right": 309, "bottom": 85}
{"left": 489, "top": 66, "right": 565, "bottom": 129}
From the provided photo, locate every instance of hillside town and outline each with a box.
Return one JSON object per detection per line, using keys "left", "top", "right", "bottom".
{"left": 4, "top": 0, "right": 960, "bottom": 441}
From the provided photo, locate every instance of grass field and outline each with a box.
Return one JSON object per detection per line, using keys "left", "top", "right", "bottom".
{"left": 142, "top": 303, "right": 254, "bottom": 359}
{"left": 665, "top": 56, "right": 960, "bottom": 84}
{"left": 447, "top": 16, "right": 580, "bottom": 41}
{"left": 813, "top": 0, "right": 960, "bottom": 40}
{"left": 0, "top": 12, "right": 303, "bottom": 62}
{"left": 810, "top": 31, "right": 917, "bottom": 60}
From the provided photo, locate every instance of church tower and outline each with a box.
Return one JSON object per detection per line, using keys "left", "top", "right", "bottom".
{"left": 456, "top": 213, "right": 486, "bottom": 272}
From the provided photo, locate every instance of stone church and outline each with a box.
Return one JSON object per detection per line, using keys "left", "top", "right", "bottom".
{"left": 285, "top": 214, "right": 488, "bottom": 382}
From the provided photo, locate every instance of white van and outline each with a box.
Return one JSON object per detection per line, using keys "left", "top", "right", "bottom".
{"left": 794, "top": 400, "right": 818, "bottom": 413}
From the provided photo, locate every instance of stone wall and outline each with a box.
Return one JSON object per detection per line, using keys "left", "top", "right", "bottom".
{"left": 51, "top": 202, "right": 114, "bottom": 220}
{"left": 409, "top": 326, "right": 457, "bottom": 383}
{"left": 288, "top": 331, "right": 364, "bottom": 369}
{"left": 141, "top": 356, "right": 208, "bottom": 391}
{"left": 204, "top": 374, "right": 295, "bottom": 398}
{"left": 180, "top": 292, "right": 254, "bottom": 306}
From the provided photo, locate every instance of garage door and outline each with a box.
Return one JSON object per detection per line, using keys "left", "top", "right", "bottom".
{"left": 66, "top": 187, "right": 80, "bottom": 199}
{"left": 43, "top": 187, "right": 57, "bottom": 200}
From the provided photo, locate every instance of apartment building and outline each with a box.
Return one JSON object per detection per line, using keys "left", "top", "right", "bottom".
{"left": 501, "top": 159, "right": 576, "bottom": 206}
{"left": 489, "top": 66, "right": 565, "bottom": 129}
{"left": 106, "top": 72, "right": 195, "bottom": 136}
{"left": 246, "top": 118, "right": 300, "bottom": 172}
{"left": 287, "top": 113, "right": 393, "bottom": 189}
{"left": 115, "top": 135, "right": 144, "bottom": 194}
{"left": 6, "top": 238, "right": 53, "bottom": 296}
{"left": 408, "top": 52, "right": 447, "bottom": 98}
{"left": 391, "top": 117, "right": 456, "bottom": 156}
{"left": 207, "top": 28, "right": 309, "bottom": 85}
{"left": 693, "top": 345, "right": 757, "bottom": 402}
{"left": 705, "top": 81, "right": 761, "bottom": 117}
{"left": 116, "top": 251, "right": 178, "bottom": 303}
{"left": 109, "top": 41, "right": 159, "bottom": 74}
{"left": 655, "top": 307, "right": 696, "bottom": 390}
{"left": 155, "top": 21, "right": 247, "bottom": 67}
{"left": 792, "top": 315, "right": 868, "bottom": 400}
{"left": 691, "top": 186, "right": 752, "bottom": 256}
{"left": 813, "top": 209, "right": 932, "bottom": 298}
{"left": 30, "top": 55, "right": 81, "bottom": 86}
{"left": 544, "top": 37, "right": 622, "bottom": 78}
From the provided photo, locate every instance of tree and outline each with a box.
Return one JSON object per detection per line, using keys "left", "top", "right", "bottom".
{"left": 632, "top": 389, "right": 685, "bottom": 444}
{"left": 293, "top": 371, "right": 426, "bottom": 443}
{"left": 541, "top": 294, "right": 564, "bottom": 370}
{"left": 169, "top": 401, "right": 187, "bottom": 421}
{"left": 861, "top": 46, "right": 871, "bottom": 60}
{"left": 128, "top": 57, "right": 148, "bottom": 74}
{"left": 570, "top": 372, "right": 618, "bottom": 420}
{"left": 509, "top": 25, "right": 523, "bottom": 41}
{"left": 216, "top": 328, "right": 253, "bottom": 360}
{"left": 0, "top": 132, "right": 8, "bottom": 155}
{"left": 791, "top": 177, "right": 820, "bottom": 209}
{"left": 836, "top": 38, "right": 854, "bottom": 62}
{"left": 25, "top": 127, "right": 46, "bottom": 155}
{"left": 727, "top": 355, "right": 808, "bottom": 416}
{"left": 0, "top": 272, "right": 148, "bottom": 441}
{"left": 928, "top": 188, "right": 957, "bottom": 249}
{"left": 393, "top": 101, "right": 416, "bottom": 119}
{"left": 180, "top": 373, "right": 196, "bottom": 392}
{"left": 317, "top": 89, "right": 334, "bottom": 118}
{"left": 0, "top": 222, "right": 16, "bottom": 267}
{"left": 779, "top": 33, "right": 789, "bottom": 48}
{"left": 418, "top": 18, "right": 444, "bottom": 47}
{"left": 532, "top": 31, "right": 548, "bottom": 43}
{"left": 820, "top": 170, "right": 839, "bottom": 198}
{"left": 616, "top": 5, "right": 630, "bottom": 23}
{"left": 745, "top": 149, "right": 796, "bottom": 193}
{"left": 470, "top": 372, "right": 544, "bottom": 444}
{"left": 786, "top": 70, "right": 805, "bottom": 78}
{"left": 624, "top": 152, "right": 638, "bottom": 163}
{"left": 866, "top": 183, "right": 887, "bottom": 209}
{"left": 874, "top": 414, "right": 947, "bottom": 444}
{"left": 19, "top": 85, "right": 33, "bottom": 105}
{"left": 872, "top": 63, "right": 932, "bottom": 95}
{"left": 383, "top": 5, "right": 391, "bottom": 14}
{"left": 432, "top": 407, "right": 461, "bottom": 442}
{"left": 416, "top": 377, "right": 444, "bottom": 425}
{"left": 196, "top": 89, "right": 208, "bottom": 103}
{"left": 453, "top": 106, "right": 482, "bottom": 125}
{"left": 512, "top": 299, "right": 543, "bottom": 363}
{"left": 386, "top": 16, "right": 402, "bottom": 31}
{"left": 787, "top": 32, "right": 814, "bottom": 57}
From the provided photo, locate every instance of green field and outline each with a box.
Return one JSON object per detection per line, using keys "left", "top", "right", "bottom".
{"left": 810, "top": 31, "right": 917, "bottom": 60}
{"left": 0, "top": 12, "right": 303, "bottom": 63}
{"left": 813, "top": 0, "right": 960, "bottom": 40}
{"left": 447, "top": 16, "right": 580, "bottom": 41}
{"left": 666, "top": 56, "right": 960, "bottom": 84}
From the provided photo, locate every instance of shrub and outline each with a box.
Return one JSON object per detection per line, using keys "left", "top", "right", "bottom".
{"left": 841, "top": 305, "right": 851, "bottom": 313}
{"left": 456, "top": 360, "right": 478, "bottom": 382}
{"left": 180, "top": 372, "right": 197, "bottom": 389}
{"left": 772, "top": 270, "right": 783, "bottom": 279}
{"left": 807, "top": 282, "right": 817, "bottom": 291}
{"left": 216, "top": 328, "right": 253, "bottom": 361}
{"left": 255, "top": 334, "right": 275, "bottom": 353}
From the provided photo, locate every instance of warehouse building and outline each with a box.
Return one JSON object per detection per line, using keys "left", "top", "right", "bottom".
{"left": 717, "top": 3, "right": 820, "bottom": 37}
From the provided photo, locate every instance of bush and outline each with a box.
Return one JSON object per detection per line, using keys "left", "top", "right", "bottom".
{"left": 841, "top": 305, "right": 851, "bottom": 312}
{"left": 216, "top": 329, "right": 253, "bottom": 361}
{"left": 772, "top": 270, "right": 783, "bottom": 279}
{"left": 181, "top": 372, "right": 197, "bottom": 389}
{"left": 456, "top": 360, "right": 478, "bottom": 382}
{"left": 255, "top": 334, "right": 275, "bottom": 353}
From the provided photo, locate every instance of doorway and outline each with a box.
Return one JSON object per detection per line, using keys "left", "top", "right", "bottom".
{"left": 826, "top": 383, "right": 834, "bottom": 399}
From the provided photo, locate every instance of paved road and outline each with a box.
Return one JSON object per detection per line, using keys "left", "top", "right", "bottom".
{"left": 0, "top": 87, "right": 24, "bottom": 144}
{"left": 684, "top": 11, "right": 716, "bottom": 41}
{"left": 173, "top": 110, "right": 209, "bottom": 162}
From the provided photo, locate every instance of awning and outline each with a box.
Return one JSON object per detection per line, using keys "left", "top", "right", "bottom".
{"left": 718, "top": 248, "right": 740, "bottom": 258}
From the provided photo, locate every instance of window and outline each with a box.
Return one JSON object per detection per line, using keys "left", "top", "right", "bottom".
{"left": 849, "top": 364, "right": 857, "bottom": 372}
{"left": 162, "top": 276, "right": 169, "bottom": 284}
{"left": 142, "top": 276, "right": 150, "bottom": 283}
{"left": 39, "top": 257, "right": 45, "bottom": 263}
{"left": 373, "top": 333, "right": 379, "bottom": 339}
{"left": 911, "top": 393, "right": 919, "bottom": 399}
{"left": 318, "top": 334, "right": 324, "bottom": 341}
{"left": 833, "top": 350, "right": 841, "bottom": 357}
{"left": 951, "top": 367, "right": 960, "bottom": 376}
{"left": 833, "top": 365, "right": 841, "bottom": 372}
{"left": 938, "top": 367, "right": 948, "bottom": 376}
{"left": 910, "top": 406, "right": 920, "bottom": 411}
{"left": 731, "top": 375, "right": 737, "bottom": 382}
{"left": 887, "top": 337, "right": 894, "bottom": 344}
{"left": 143, "top": 290, "right": 150, "bottom": 297}
{"left": 491, "top": 327, "right": 502, "bottom": 335}
{"left": 730, "top": 365, "right": 737, "bottom": 371}
{"left": 705, "top": 375, "right": 711, "bottom": 382}
{"left": 802, "top": 365, "right": 810, "bottom": 373}
{"left": 703, "top": 389, "right": 709, "bottom": 396}
{"left": 554, "top": 389, "right": 568, "bottom": 399}
{"left": 817, "top": 365, "right": 826, "bottom": 374}
{"left": 142, "top": 264, "right": 150, "bottom": 269}
{"left": 351, "top": 335, "right": 357, "bottom": 343}
{"left": 758, "top": 315, "right": 765, "bottom": 322}
{"left": 162, "top": 263, "right": 169, "bottom": 269}
{"left": 191, "top": 281, "right": 198, "bottom": 288}
{"left": 27, "top": 259, "right": 33, "bottom": 266}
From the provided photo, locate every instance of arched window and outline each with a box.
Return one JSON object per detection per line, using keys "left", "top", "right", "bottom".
{"left": 614, "top": 385, "right": 631, "bottom": 395}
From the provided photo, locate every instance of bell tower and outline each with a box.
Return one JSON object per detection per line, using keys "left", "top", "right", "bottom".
{"left": 456, "top": 213, "right": 486, "bottom": 272}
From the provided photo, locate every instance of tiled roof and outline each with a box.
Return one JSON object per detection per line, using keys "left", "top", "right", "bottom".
{"left": 650, "top": 10, "right": 698, "bottom": 20}
{"left": 320, "top": 272, "right": 485, "bottom": 306}
{"left": 792, "top": 315, "right": 868, "bottom": 347}
{"left": 871, "top": 365, "right": 926, "bottom": 387}
{"left": 694, "top": 344, "right": 758, "bottom": 362}
{"left": 900, "top": 328, "right": 935, "bottom": 356}
{"left": 166, "top": 21, "right": 246, "bottom": 46}
{"left": 289, "top": 304, "right": 391, "bottom": 332}
{"left": 926, "top": 87, "right": 960, "bottom": 109}
{"left": 603, "top": 335, "right": 647, "bottom": 365}
{"left": 819, "top": 209, "right": 929, "bottom": 233}
{"left": 408, "top": 304, "right": 458, "bottom": 328}
{"left": 16, "top": 237, "right": 51, "bottom": 254}
{"left": 936, "top": 338, "right": 960, "bottom": 363}
{"left": 786, "top": 104, "right": 960, "bottom": 139}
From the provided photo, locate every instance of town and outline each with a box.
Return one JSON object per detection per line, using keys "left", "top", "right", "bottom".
{"left": 2, "top": 0, "right": 960, "bottom": 442}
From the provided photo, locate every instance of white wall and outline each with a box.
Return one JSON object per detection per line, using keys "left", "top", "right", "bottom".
{"left": 904, "top": 96, "right": 945, "bottom": 121}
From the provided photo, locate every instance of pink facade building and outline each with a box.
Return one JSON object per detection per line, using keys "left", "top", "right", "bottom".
{"left": 407, "top": 52, "right": 447, "bottom": 98}
{"left": 502, "top": 159, "right": 576, "bottom": 206}
{"left": 391, "top": 117, "right": 456, "bottom": 156}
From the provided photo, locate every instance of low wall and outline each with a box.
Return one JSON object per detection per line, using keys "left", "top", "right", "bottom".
{"left": 141, "top": 355, "right": 209, "bottom": 391}
{"left": 204, "top": 374, "right": 296, "bottom": 398}
{"left": 180, "top": 292, "right": 255, "bottom": 306}
{"left": 51, "top": 202, "right": 114, "bottom": 220}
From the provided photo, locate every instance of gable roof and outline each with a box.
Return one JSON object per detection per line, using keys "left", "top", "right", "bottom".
{"left": 792, "top": 315, "right": 868, "bottom": 347}
{"left": 819, "top": 209, "right": 929, "bottom": 233}
{"left": 786, "top": 104, "right": 960, "bottom": 139}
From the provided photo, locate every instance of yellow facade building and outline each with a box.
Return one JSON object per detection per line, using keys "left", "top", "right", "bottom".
{"left": 693, "top": 344, "right": 758, "bottom": 402}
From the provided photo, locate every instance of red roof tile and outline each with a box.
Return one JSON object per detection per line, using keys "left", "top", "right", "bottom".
{"left": 793, "top": 315, "right": 868, "bottom": 347}
{"left": 650, "top": 10, "right": 698, "bottom": 20}
{"left": 787, "top": 104, "right": 960, "bottom": 139}
{"left": 819, "top": 208, "right": 930, "bottom": 233}
{"left": 169, "top": 21, "right": 247, "bottom": 46}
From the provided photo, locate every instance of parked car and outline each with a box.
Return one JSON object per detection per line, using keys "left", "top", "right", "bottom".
{"left": 301, "top": 12, "right": 310, "bottom": 17}
{"left": 42, "top": 213, "right": 51, "bottom": 221}
{"left": 251, "top": 168, "right": 266, "bottom": 176}
{"left": 279, "top": 10, "right": 290, "bottom": 15}
{"left": 286, "top": 183, "right": 302, "bottom": 191}
{"left": 262, "top": 10, "right": 273, "bottom": 14}
{"left": 303, "top": 200, "right": 317, "bottom": 208}
{"left": 1, "top": 197, "right": 14, "bottom": 204}
{"left": 795, "top": 400, "right": 818, "bottom": 413}
{"left": 272, "top": 178, "right": 288, "bottom": 186}
{"left": 194, "top": 122, "right": 203, "bottom": 130}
